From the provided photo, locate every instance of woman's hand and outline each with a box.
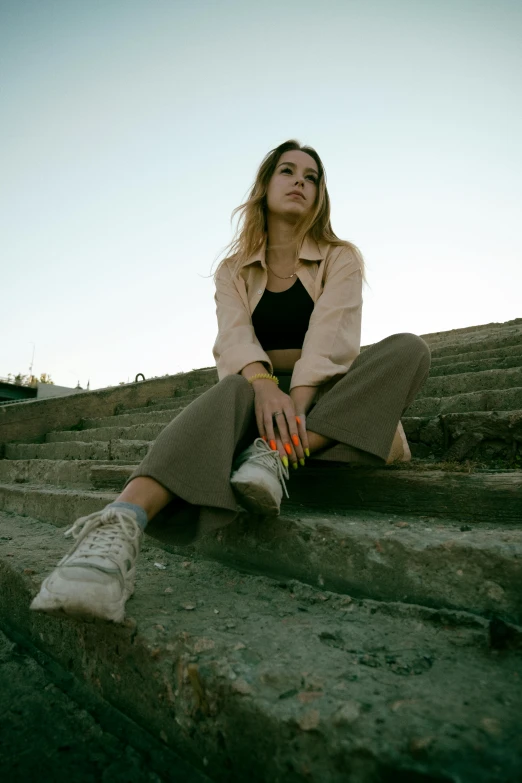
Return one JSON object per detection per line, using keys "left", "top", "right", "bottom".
{"left": 251, "top": 379, "right": 306, "bottom": 466}
{"left": 272, "top": 412, "right": 310, "bottom": 468}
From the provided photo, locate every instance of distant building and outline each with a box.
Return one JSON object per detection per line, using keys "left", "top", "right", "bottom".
{"left": 0, "top": 381, "right": 84, "bottom": 405}
{"left": 0, "top": 381, "right": 37, "bottom": 403}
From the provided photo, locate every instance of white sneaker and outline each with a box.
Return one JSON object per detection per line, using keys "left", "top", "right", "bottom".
{"left": 230, "top": 437, "right": 290, "bottom": 516}
{"left": 30, "top": 507, "right": 143, "bottom": 623}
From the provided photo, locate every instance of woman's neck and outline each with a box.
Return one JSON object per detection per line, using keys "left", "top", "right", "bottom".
{"left": 266, "top": 214, "right": 299, "bottom": 267}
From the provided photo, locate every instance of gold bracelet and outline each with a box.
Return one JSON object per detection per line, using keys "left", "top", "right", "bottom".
{"left": 246, "top": 373, "right": 279, "bottom": 385}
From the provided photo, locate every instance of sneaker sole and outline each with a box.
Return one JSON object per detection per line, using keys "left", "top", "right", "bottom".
{"left": 30, "top": 578, "right": 133, "bottom": 624}
{"left": 230, "top": 477, "right": 281, "bottom": 517}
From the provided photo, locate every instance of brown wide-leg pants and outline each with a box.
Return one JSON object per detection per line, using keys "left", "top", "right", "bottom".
{"left": 125, "top": 333, "right": 431, "bottom": 545}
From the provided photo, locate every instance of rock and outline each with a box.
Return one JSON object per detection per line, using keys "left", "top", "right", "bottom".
{"left": 332, "top": 701, "right": 361, "bottom": 725}
{"left": 409, "top": 736, "right": 435, "bottom": 756}
{"left": 480, "top": 717, "right": 502, "bottom": 736}
{"left": 297, "top": 709, "right": 320, "bottom": 731}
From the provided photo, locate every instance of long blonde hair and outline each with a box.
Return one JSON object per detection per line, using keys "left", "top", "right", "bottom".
{"left": 213, "top": 139, "right": 367, "bottom": 285}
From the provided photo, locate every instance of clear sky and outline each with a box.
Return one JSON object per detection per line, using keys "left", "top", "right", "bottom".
{"left": 1, "top": 0, "right": 521, "bottom": 390}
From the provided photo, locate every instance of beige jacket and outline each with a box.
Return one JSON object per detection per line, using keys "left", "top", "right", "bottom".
{"left": 213, "top": 235, "right": 363, "bottom": 391}
{"left": 212, "top": 235, "right": 408, "bottom": 464}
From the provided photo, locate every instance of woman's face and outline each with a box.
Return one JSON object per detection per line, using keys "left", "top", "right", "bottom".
{"left": 265, "top": 150, "right": 319, "bottom": 220}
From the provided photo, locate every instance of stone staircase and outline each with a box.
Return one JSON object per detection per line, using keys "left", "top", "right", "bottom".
{"left": 0, "top": 320, "right": 521, "bottom": 782}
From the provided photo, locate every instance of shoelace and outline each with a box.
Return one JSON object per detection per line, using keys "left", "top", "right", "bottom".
{"left": 63, "top": 508, "right": 141, "bottom": 559}
{"left": 246, "top": 437, "right": 290, "bottom": 498}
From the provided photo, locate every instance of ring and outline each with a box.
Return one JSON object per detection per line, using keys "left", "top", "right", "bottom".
{"left": 272, "top": 410, "right": 283, "bottom": 418}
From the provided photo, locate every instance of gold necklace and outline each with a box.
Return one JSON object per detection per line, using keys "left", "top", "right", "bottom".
{"left": 267, "top": 264, "right": 297, "bottom": 280}
{"left": 266, "top": 241, "right": 298, "bottom": 279}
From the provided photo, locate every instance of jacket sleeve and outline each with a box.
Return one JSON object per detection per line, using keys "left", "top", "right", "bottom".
{"left": 290, "top": 246, "right": 363, "bottom": 389}
{"left": 212, "top": 262, "right": 274, "bottom": 380}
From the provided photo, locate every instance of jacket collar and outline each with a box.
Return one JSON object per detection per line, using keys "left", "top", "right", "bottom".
{"left": 241, "top": 234, "right": 324, "bottom": 269}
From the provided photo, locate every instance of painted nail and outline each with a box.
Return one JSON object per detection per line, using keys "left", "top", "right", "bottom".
{"left": 292, "top": 462, "right": 298, "bottom": 470}
{"left": 284, "top": 443, "right": 292, "bottom": 455}
{"left": 299, "top": 458, "right": 305, "bottom": 467}
{"left": 270, "top": 440, "right": 277, "bottom": 451}
{"left": 304, "top": 448, "right": 310, "bottom": 457}
{"left": 296, "top": 416, "right": 301, "bottom": 425}
{"left": 281, "top": 455, "right": 289, "bottom": 468}
{"left": 262, "top": 435, "right": 267, "bottom": 441}
{"left": 292, "top": 434, "right": 299, "bottom": 447}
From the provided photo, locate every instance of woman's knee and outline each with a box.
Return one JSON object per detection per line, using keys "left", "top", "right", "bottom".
{"left": 216, "top": 373, "right": 253, "bottom": 397}
{"left": 388, "top": 333, "right": 431, "bottom": 365}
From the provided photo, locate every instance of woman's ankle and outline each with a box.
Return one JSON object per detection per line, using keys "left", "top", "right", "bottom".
{"left": 117, "top": 476, "right": 173, "bottom": 521}
{"left": 106, "top": 501, "right": 148, "bottom": 530}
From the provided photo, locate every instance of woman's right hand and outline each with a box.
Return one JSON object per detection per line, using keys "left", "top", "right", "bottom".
{"left": 251, "top": 379, "right": 305, "bottom": 467}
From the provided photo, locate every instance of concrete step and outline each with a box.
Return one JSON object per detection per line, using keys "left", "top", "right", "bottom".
{"left": 6, "top": 406, "right": 521, "bottom": 470}
{"left": 88, "top": 460, "right": 522, "bottom": 524}
{"left": 431, "top": 337, "right": 522, "bottom": 358}
{"left": 0, "top": 459, "right": 119, "bottom": 489}
{"left": 115, "top": 398, "right": 203, "bottom": 416}
{"left": 429, "top": 350, "right": 522, "bottom": 377}
{"left": 172, "top": 507, "right": 522, "bottom": 625}
{"left": 3, "top": 395, "right": 519, "bottom": 475}
{"left": 3, "top": 438, "right": 522, "bottom": 525}
{"left": 5, "top": 440, "right": 109, "bottom": 460}
{"left": 1, "top": 511, "right": 521, "bottom": 783}
{"left": 403, "top": 409, "right": 522, "bottom": 461}
{"left": 427, "top": 332, "right": 522, "bottom": 359}
{"left": 418, "top": 366, "right": 522, "bottom": 400}
{"left": 71, "top": 345, "right": 522, "bottom": 432}
{"left": 78, "top": 354, "right": 522, "bottom": 428}
{"left": 3, "top": 424, "right": 521, "bottom": 518}
{"left": 0, "top": 483, "right": 116, "bottom": 524}
{"left": 430, "top": 340, "right": 522, "bottom": 365}
{"left": 27, "top": 362, "right": 522, "bottom": 452}
{"left": 1, "top": 479, "right": 521, "bottom": 622}
{"left": 75, "top": 382, "right": 520, "bottom": 452}
{"left": 0, "top": 625, "right": 209, "bottom": 782}
{"left": 46, "top": 422, "right": 168, "bottom": 444}
{"left": 0, "top": 369, "right": 218, "bottom": 446}
{"left": 114, "top": 385, "right": 214, "bottom": 416}
{"left": 5, "top": 439, "right": 150, "bottom": 462}
{"left": 81, "top": 404, "right": 186, "bottom": 430}
{"left": 420, "top": 319, "right": 522, "bottom": 350}
{"left": 405, "top": 387, "right": 522, "bottom": 417}
{"left": 46, "top": 370, "right": 522, "bottom": 448}
{"left": 43, "top": 407, "right": 522, "bottom": 464}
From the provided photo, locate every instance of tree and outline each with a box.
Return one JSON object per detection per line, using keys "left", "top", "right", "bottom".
{"left": 6, "top": 373, "right": 54, "bottom": 387}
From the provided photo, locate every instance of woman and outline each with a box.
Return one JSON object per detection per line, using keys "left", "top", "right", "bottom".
{"left": 30, "top": 139, "right": 431, "bottom": 624}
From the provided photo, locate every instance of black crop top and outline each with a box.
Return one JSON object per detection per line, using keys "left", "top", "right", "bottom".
{"left": 251, "top": 277, "right": 315, "bottom": 351}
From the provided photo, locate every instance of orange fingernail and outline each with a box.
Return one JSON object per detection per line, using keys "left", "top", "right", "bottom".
{"left": 292, "top": 434, "right": 299, "bottom": 447}
{"left": 262, "top": 435, "right": 267, "bottom": 441}
{"left": 270, "top": 440, "right": 277, "bottom": 451}
{"left": 296, "top": 416, "right": 301, "bottom": 425}
{"left": 284, "top": 443, "right": 292, "bottom": 455}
